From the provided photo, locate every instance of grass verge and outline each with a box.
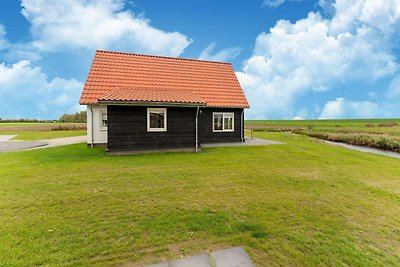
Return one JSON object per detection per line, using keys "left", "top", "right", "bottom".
{"left": 0, "top": 132, "right": 399, "bottom": 266}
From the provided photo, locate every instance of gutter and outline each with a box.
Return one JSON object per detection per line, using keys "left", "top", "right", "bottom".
{"left": 241, "top": 109, "right": 244, "bottom": 142}
{"left": 90, "top": 105, "right": 94, "bottom": 148}
{"left": 195, "top": 106, "right": 200, "bottom": 152}
{"left": 97, "top": 100, "right": 207, "bottom": 108}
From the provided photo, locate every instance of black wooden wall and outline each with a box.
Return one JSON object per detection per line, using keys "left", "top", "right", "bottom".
{"left": 108, "top": 106, "right": 197, "bottom": 151}
{"left": 107, "top": 105, "right": 244, "bottom": 151}
{"left": 198, "top": 108, "right": 243, "bottom": 144}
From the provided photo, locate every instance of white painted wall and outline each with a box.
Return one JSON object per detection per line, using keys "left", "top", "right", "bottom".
{"left": 86, "top": 104, "right": 108, "bottom": 144}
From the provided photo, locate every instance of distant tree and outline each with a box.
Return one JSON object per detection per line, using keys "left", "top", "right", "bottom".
{"left": 59, "top": 111, "right": 87, "bottom": 123}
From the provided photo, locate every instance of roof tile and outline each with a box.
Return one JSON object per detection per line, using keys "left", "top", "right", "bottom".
{"left": 80, "top": 50, "right": 249, "bottom": 108}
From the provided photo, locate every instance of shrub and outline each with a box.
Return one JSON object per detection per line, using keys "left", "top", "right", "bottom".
{"left": 378, "top": 123, "right": 399, "bottom": 127}
{"left": 51, "top": 125, "right": 86, "bottom": 131}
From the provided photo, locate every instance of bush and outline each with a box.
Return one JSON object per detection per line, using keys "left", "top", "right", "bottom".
{"left": 51, "top": 125, "right": 86, "bottom": 131}
{"left": 378, "top": 123, "right": 399, "bottom": 127}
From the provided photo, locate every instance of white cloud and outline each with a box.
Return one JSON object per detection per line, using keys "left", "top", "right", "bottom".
{"left": 0, "top": 24, "right": 9, "bottom": 50}
{"left": 330, "top": 0, "right": 400, "bottom": 35}
{"left": 0, "top": 60, "right": 83, "bottom": 119}
{"left": 263, "top": 0, "right": 309, "bottom": 8}
{"left": 319, "top": 97, "right": 383, "bottom": 119}
{"left": 238, "top": 0, "right": 400, "bottom": 119}
{"left": 263, "top": 0, "right": 286, "bottom": 8}
{"left": 20, "top": 0, "right": 192, "bottom": 56}
{"left": 293, "top": 116, "right": 305, "bottom": 120}
{"left": 388, "top": 74, "right": 400, "bottom": 97}
{"left": 318, "top": 0, "right": 335, "bottom": 15}
{"left": 198, "top": 42, "right": 241, "bottom": 62}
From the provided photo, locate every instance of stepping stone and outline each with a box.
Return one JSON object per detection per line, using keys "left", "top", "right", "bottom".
{"left": 171, "top": 254, "right": 211, "bottom": 267}
{"left": 211, "top": 247, "right": 255, "bottom": 267}
{"left": 143, "top": 246, "right": 256, "bottom": 267}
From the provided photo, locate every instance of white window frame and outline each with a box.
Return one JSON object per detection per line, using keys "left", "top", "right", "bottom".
{"left": 147, "top": 108, "right": 167, "bottom": 132}
{"left": 213, "top": 112, "right": 234, "bottom": 132}
{"left": 100, "top": 110, "right": 107, "bottom": 131}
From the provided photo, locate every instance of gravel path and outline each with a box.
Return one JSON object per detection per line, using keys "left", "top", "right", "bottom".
{"left": 323, "top": 140, "right": 400, "bottom": 159}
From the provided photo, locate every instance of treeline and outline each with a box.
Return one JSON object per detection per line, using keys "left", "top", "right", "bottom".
{"left": 0, "top": 118, "right": 55, "bottom": 123}
{"left": 0, "top": 111, "right": 87, "bottom": 123}
{"left": 58, "top": 111, "right": 87, "bottom": 123}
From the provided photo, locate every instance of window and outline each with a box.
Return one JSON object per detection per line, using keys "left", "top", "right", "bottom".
{"left": 213, "top": 112, "right": 234, "bottom": 132}
{"left": 100, "top": 111, "right": 107, "bottom": 130}
{"left": 147, "top": 108, "right": 167, "bottom": 132}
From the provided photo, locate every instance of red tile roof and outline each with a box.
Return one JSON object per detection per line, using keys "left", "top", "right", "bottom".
{"left": 99, "top": 87, "right": 206, "bottom": 105}
{"left": 80, "top": 50, "right": 249, "bottom": 108}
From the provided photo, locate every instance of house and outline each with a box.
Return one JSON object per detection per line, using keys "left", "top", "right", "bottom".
{"left": 80, "top": 50, "right": 249, "bottom": 153}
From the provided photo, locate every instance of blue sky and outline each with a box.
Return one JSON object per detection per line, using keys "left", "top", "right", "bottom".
{"left": 0, "top": 0, "right": 399, "bottom": 120}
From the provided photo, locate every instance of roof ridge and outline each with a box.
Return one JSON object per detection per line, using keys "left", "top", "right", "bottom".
{"left": 95, "top": 49, "right": 232, "bottom": 65}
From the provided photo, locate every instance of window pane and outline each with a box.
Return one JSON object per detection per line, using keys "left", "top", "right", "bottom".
{"left": 150, "top": 112, "right": 164, "bottom": 128}
{"left": 214, "top": 114, "right": 223, "bottom": 130}
{"left": 224, "top": 115, "right": 233, "bottom": 130}
{"left": 102, "top": 113, "right": 107, "bottom": 128}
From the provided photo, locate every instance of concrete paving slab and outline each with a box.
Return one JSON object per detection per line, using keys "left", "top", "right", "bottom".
{"left": 171, "top": 254, "right": 211, "bottom": 267}
{"left": 0, "top": 135, "right": 16, "bottom": 142}
{"left": 0, "top": 135, "right": 86, "bottom": 153}
{"left": 0, "top": 141, "right": 47, "bottom": 153}
{"left": 42, "top": 135, "right": 86, "bottom": 147}
{"left": 211, "top": 247, "right": 255, "bottom": 267}
{"left": 143, "top": 247, "right": 255, "bottom": 267}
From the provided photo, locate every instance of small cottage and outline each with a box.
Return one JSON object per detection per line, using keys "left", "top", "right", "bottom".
{"left": 80, "top": 50, "right": 249, "bottom": 153}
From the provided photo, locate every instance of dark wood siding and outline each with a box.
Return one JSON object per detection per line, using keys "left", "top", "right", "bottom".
{"left": 107, "top": 105, "right": 197, "bottom": 151}
{"left": 107, "top": 106, "right": 244, "bottom": 151}
{"left": 198, "top": 108, "right": 243, "bottom": 144}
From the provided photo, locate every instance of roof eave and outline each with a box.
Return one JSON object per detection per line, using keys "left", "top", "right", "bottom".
{"left": 97, "top": 100, "right": 208, "bottom": 107}
{"left": 206, "top": 105, "right": 250, "bottom": 109}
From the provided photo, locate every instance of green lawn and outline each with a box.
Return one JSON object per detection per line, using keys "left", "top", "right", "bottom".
{"left": 1, "top": 133, "right": 399, "bottom": 266}
{"left": 0, "top": 130, "right": 86, "bottom": 140}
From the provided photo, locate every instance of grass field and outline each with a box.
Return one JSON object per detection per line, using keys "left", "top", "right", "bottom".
{"left": 0, "top": 122, "right": 86, "bottom": 140}
{"left": 0, "top": 130, "right": 87, "bottom": 140}
{"left": 246, "top": 119, "right": 400, "bottom": 153}
{"left": 246, "top": 118, "right": 400, "bottom": 127}
{"left": 1, "top": 132, "right": 399, "bottom": 266}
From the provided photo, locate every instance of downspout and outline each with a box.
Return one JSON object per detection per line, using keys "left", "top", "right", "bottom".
{"left": 195, "top": 106, "right": 199, "bottom": 152}
{"left": 241, "top": 109, "right": 244, "bottom": 142}
{"left": 90, "top": 106, "right": 94, "bottom": 148}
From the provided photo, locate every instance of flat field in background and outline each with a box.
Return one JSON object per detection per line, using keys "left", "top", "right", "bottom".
{"left": 246, "top": 118, "right": 400, "bottom": 127}
{"left": 246, "top": 119, "right": 400, "bottom": 153}
{"left": 0, "top": 122, "right": 86, "bottom": 140}
{"left": 0, "top": 132, "right": 399, "bottom": 266}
